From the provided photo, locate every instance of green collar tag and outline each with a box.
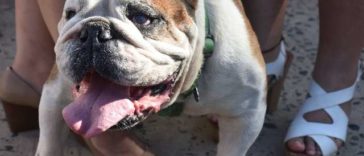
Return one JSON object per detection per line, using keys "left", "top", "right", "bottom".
{"left": 203, "top": 38, "right": 214, "bottom": 57}
{"left": 158, "top": 12, "right": 214, "bottom": 117}
{"left": 203, "top": 11, "right": 214, "bottom": 57}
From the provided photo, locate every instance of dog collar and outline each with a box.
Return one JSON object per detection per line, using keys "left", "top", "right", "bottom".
{"left": 158, "top": 12, "right": 214, "bottom": 117}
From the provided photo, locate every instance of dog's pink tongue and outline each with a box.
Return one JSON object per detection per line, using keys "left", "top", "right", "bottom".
{"left": 62, "top": 75, "right": 135, "bottom": 138}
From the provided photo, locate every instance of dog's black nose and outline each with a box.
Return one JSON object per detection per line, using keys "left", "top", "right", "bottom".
{"left": 80, "top": 21, "right": 112, "bottom": 44}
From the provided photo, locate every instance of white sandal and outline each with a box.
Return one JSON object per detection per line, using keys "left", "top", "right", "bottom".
{"left": 266, "top": 41, "right": 288, "bottom": 80}
{"left": 266, "top": 41, "right": 293, "bottom": 112}
{"left": 284, "top": 66, "right": 362, "bottom": 156}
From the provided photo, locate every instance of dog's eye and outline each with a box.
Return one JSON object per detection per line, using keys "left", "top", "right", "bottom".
{"left": 65, "top": 9, "right": 77, "bottom": 20}
{"left": 131, "top": 14, "right": 152, "bottom": 26}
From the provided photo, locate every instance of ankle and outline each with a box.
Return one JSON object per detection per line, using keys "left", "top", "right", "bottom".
{"left": 263, "top": 45, "right": 281, "bottom": 63}
{"left": 313, "top": 63, "right": 359, "bottom": 92}
{"left": 262, "top": 40, "right": 286, "bottom": 63}
{"left": 11, "top": 63, "right": 52, "bottom": 92}
{"left": 313, "top": 43, "right": 361, "bottom": 92}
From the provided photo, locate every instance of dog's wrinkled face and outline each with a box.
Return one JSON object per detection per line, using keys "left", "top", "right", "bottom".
{"left": 56, "top": 0, "right": 201, "bottom": 138}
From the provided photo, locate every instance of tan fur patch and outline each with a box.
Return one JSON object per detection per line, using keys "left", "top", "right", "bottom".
{"left": 233, "top": 0, "right": 245, "bottom": 15}
{"left": 148, "top": 0, "right": 193, "bottom": 30}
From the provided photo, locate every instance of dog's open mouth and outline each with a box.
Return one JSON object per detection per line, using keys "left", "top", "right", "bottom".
{"left": 62, "top": 71, "right": 175, "bottom": 138}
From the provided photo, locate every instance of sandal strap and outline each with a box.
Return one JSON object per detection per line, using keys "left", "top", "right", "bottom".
{"left": 301, "top": 80, "right": 356, "bottom": 113}
{"left": 8, "top": 67, "right": 41, "bottom": 95}
{"left": 311, "top": 135, "right": 338, "bottom": 156}
{"left": 0, "top": 67, "right": 41, "bottom": 107}
{"left": 266, "top": 41, "right": 287, "bottom": 79}
{"left": 285, "top": 65, "right": 362, "bottom": 156}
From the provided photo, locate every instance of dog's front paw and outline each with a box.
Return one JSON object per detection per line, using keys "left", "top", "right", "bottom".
{"left": 35, "top": 150, "right": 62, "bottom": 156}
{"left": 35, "top": 143, "right": 63, "bottom": 156}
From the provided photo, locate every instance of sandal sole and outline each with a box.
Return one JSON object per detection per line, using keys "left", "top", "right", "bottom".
{"left": 1, "top": 100, "right": 38, "bottom": 133}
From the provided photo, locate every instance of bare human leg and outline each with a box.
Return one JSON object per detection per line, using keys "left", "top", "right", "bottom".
{"left": 12, "top": 0, "right": 56, "bottom": 92}
{"left": 243, "top": 0, "right": 292, "bottom": 113}
{"left": 0, "top": 0, "right": 59, "bottom": 134}
{"left": 243, "top": 0, "right": 288, "bottom": 62}
{"left": 36, "top": 0, "right": 63, "bottom": 41}
{"left": 286, "top": 0, "right": 364, "bottom": 155}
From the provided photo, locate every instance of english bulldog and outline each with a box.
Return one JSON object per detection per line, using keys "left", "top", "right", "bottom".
{"left": 35, "top": 0, "right": 267, "bottom": 155}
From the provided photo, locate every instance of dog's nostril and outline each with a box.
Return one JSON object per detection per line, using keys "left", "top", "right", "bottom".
{"left": 79, "top": 23, "right": 112, "bottom": 43}
{"left": 98, "top": 29, "right": 112, "bottom": 43}
{"left": 80, "top": 29, "right": 88, "bottom": 43}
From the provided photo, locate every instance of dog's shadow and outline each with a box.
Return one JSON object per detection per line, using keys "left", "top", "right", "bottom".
{"left": 133, "top": 115, "right": 218, "bottom": 156}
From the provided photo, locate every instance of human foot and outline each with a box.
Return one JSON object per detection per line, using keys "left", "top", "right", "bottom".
{"left": 286, "top": 103, "right": 349, "bottom": 156}
{"left": 11, "top": 63, "right": 51, "bottom": 93}
{"left": 285, "top": 69, "right": 361, "bottom": 156}
{"left": 0, "top": 67, "right": 41, "bottom": 133}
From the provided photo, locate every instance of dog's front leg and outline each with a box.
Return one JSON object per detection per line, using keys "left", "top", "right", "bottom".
{"left": 36, "top": 74, "right": 72, "bottom": 156}
{"left": 216, "top": 109, "right": 265, "bottom": 156}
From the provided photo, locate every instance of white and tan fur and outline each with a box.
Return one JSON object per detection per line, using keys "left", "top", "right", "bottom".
{"left": 36, "top": 0, "right": 266, "bottom": 156}
{"left": 183, "top": 1, "right": 266, "bottom": 155}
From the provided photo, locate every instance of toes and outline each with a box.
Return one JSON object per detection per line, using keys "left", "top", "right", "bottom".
{"left": 305, "top": 137, "right": 316, "bottom": 156}
{"left": 287, "top": 138, "right": 305, "bottom": 153}
{"left": 286, "top": 137, "right": 344, "bottom": 156}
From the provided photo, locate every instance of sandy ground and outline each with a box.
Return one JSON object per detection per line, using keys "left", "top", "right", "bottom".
{"left": 0, "top": 0, "right": 364, "bottom": 156}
